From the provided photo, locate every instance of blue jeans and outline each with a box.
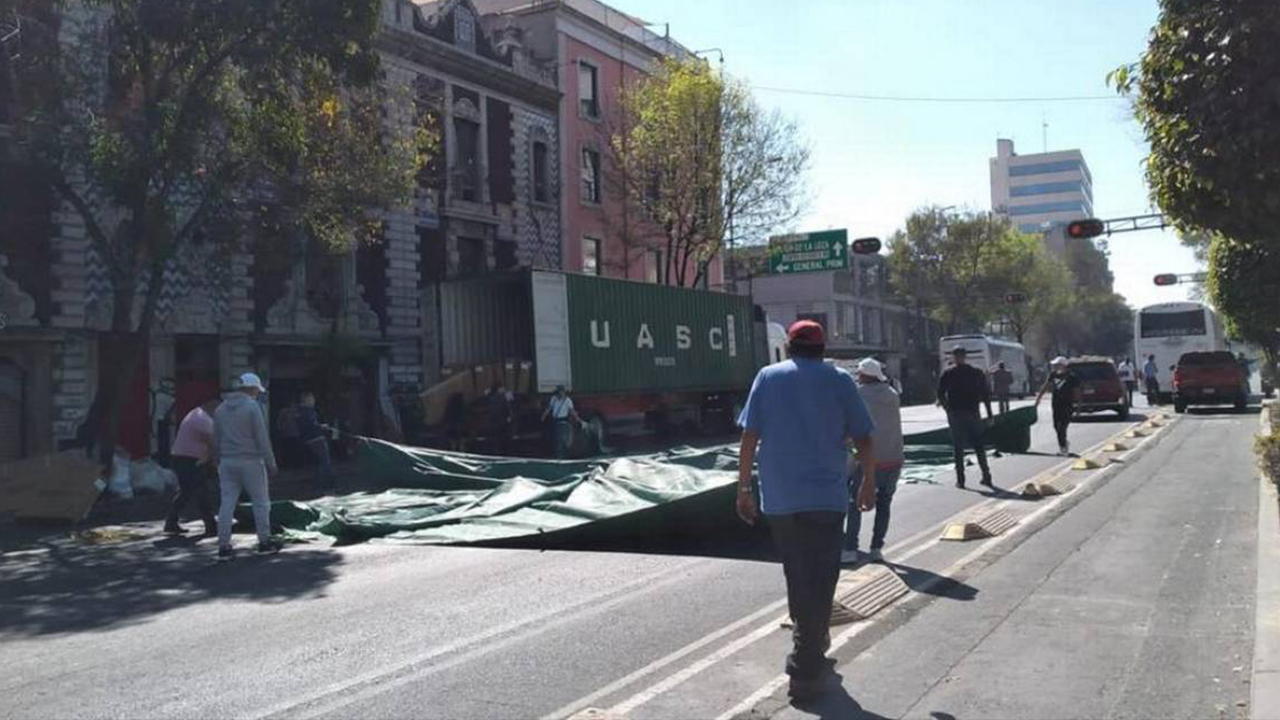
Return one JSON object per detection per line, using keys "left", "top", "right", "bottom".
{"left": 845, "top": 465, "right": 903, "bottom": 552}
{"left": 553, "top": 421, "right": 573, "bottom": 459}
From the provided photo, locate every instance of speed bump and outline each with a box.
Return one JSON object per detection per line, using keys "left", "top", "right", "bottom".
{"left": 829, "top": 563, "right": 909, "bottom": 626}
{"left": 1125, "top": 428, "right": 1151, "bottom": 439}
{"left": 1103, "top": 441, "right": 1130, "bottom": 452}
{"left": 1021, "top": 474, "right": 1075, "bottom": 497}
{"left": 1072, "top": 456, "right": 1108, "bottom": 470}
{"left": 941, "top": 507, "right": 1017, "bottom": 541}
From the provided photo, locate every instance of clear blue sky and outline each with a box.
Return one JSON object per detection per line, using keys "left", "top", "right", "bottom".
{"left": 607, "top": 0, "right": 1201, "bottom": 310}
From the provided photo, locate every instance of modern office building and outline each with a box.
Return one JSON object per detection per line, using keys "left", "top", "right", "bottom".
{"left": 990, "top": 138, "right": 1093, "bottom": 253}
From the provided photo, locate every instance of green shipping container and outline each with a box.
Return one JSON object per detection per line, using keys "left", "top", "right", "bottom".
{"left": 437, "top": 270, "right": 759, "bottom": 396}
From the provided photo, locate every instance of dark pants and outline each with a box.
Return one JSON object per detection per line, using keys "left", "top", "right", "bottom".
{"left": 553, "top": 420, "right": 573, "bottom": 459}
{"left": 305, "top": 437, "right": 334, "bottom": 487}
{"left": 1053, "top": 406, "right": 1071, "bottom": 449}
{"left": 947, "top": 410, "right": 990, "bottom": 482}
{"left": 1123, "top": 381, "right": 1137, "bottom": 405}
{"left": 845, "top": 465, "right": 903, "bottom": 552}
{"left": 769, "top": 511, "right": 844, "bottom": 680}
{"left": 995, "top": 392, "right": 1011, "bottom": 415}
{"left": 166, "top": 456, "right": 216, "bottom": 532}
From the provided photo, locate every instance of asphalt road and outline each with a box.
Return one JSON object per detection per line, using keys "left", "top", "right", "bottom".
{"left": 0, "top": 400, "right": 1173, "bottom": 720}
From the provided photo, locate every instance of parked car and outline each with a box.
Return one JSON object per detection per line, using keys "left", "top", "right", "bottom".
{"left": 1172, "top": 351, "right": 1250, "bottom": 413}
{"left": 1068, "top": 357, "right": 1129, "bottom": 419}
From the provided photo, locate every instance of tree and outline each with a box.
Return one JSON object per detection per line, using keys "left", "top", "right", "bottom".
{"left": 992, "top": 234, "right": 1073, "bottom": 345}
{"left": 1110, "top": 0, "right": 1280, "bottom": 246}
{"left": 1208, "top": 235, "right": 1280, "bottom": 365}
{"left": 3, "top": 0, "right": 432, "bottom": 462}
{"left": 612, "top": 58, "right": 808, "bottom": 287}
{"left": 887, "top": 209, "right": 1020, "bottom": 334}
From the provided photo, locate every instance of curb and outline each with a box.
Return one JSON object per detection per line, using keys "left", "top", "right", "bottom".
{"left": 1254, "top": 400, "right": 1280, "bottom": 719}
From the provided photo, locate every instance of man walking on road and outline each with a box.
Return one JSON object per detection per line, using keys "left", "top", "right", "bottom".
{"left": 163, "top": 397, "right": 220, "bottom": 537}
{"left": 990, "top": 362, "right": 1014, "bottom": 414}
{"left": 1143, "top": 354, "right": 1161, "bottom": 406}
{"left": 736, "top": 320, "right": 877, "bottom": 702}
{"left": 937, "top": 346, "right": 994, "bottom": 489}
{"left": 843, "top": 358, "right": 903, "bottom": 565}
{"left": 542, "top": 385, "right": 580, "bottom": 459}
{"left": 296, "top": 391, "right": 333, "bottom": 490}
{"left": 213, "top": 373, "right": 281, "bottom": 561}
{"left": 1035, "top": 356, "right": 1079, "bottom": 456}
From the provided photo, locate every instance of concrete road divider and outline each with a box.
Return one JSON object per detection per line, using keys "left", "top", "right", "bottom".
{"left": 1103, "top": 441, "right": 1131, "bottom": 452}
{"left": 1021, "top": 474, "right": 1075, "bottom": 498}
{"left": 1125, "top": 428, "right": 1151, "bottom": 439}
{"left": 828, "top": 564, "right": 910, "bottom": 626}
{"left": 941, "top": 507, "right": 1017, "bottom": 541}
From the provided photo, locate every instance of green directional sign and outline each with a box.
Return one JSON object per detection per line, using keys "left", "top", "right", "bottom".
{"left": 767, "top": 229, "right": 849, "bottom": 274}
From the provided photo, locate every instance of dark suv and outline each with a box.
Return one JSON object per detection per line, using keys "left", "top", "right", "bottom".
{"left": 1068, "top": 357, "right": 1129, "bottom": 419}
{"left": 1172, "top": 351, "right": 1250, "bottom": 413}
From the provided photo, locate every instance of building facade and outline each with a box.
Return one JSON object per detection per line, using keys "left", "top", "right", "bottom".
{"left": 740, "top": 253, "right": 943, "bottom": 403}
{"left": 477, "top": 0, "right": 721, "bottom": 287}
{"left": 0, "top": 0, "right": 563, "bottom": 461}
{"left": 990, "top": 138, "right": 1094, "bottom": 254}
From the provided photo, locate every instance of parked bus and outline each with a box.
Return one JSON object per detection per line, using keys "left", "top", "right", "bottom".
{"left": 938, "top": 334, "right": 1032, "bottom": 397}
{"left": 1133, "top": 301, "right": 1226, "bottom": 401}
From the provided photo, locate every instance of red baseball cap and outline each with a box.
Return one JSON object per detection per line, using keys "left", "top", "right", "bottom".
{"left": 787, "top": 319, "right": 826, "bottom": 346}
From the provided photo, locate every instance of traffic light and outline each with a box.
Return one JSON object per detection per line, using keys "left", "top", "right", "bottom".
{"left": 1003, "top": 292, "right": 1027, "bottom": 304}
{"left": 850, "top": 237, "right": 882, "bottom": 255}
{"left": 1153, "top": 273, "right": 1179, "bottom": 286}
{"left": 1066, "top": 219, "right": 1106, "bottom": 239}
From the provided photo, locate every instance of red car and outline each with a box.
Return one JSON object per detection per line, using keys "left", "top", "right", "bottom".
{"left": 1172, "top": 351, "right": 1250, "bottom": 413}
{"left": 1068, "top": 357, "right": 1129, "bottom": 419}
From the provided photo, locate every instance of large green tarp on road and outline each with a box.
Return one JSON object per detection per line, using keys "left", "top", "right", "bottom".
{"left": 266, "top": 408, "right": 1035, "bottom": 547}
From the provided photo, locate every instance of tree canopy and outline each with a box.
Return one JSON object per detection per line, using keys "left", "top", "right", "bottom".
{"left": 612, "top": 58, "right": 808, "bottom": 287}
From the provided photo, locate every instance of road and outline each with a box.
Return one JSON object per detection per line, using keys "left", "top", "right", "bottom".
{"left": 0, "top": 400, "right": 1253, "bottom": 720}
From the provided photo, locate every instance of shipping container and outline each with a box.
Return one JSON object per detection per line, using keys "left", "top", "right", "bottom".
{"left": 427, "top": 270, "right": 768, "bottom": 454}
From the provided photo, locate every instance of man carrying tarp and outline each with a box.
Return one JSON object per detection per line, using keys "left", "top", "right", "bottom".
{"left": 937, "top": 346, "right": 994, "bottom": 490}
{"left": 736, "top": 320, "right": 877, "bottom": 702}
{"left": 542, "top": 385, "right": 581, "bottom": 459}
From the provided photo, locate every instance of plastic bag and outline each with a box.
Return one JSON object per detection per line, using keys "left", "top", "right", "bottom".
{"left": 129, "top": 459, "right": 174, "bottom": 495}
{"left": 107, "top": 452, "right": 133, "bottom": 499}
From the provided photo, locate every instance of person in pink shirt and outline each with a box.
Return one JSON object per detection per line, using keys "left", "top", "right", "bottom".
{"left": 164, "top": 397, "right": 221, "bottom": 536}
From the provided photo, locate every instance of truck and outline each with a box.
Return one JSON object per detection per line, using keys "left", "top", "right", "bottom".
{"left": 1172, "top": 350, "right": 1250, "bottom": 413}
{"left": 420, "top": 270, "right": 783, "bottom": 455}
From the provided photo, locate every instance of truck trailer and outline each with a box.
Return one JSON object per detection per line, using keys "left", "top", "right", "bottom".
{"left": 421, "top": 270, "right": 780, "bottom": 455}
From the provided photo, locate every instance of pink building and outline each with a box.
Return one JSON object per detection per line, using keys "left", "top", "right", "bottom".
{"left": 477, "top": 0, "right": 723, "bottom": 288}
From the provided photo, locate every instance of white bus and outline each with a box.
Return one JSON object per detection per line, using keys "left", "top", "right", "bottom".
{"left": 1133, "top": 302, "right": 1226, "bottom": 398}
{"left": 939, "top": 334, "right": 1032, "bottom": 396}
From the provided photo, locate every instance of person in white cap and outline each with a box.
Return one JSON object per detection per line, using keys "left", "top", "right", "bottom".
{"left": 211, "top": 373, "right": 281, "bottom": 560}
{"left": 843, "top": 358, "right": 904, "bottom": 564}
{"left": 1035, "top": 357, "right": 1079, "bottom": 456}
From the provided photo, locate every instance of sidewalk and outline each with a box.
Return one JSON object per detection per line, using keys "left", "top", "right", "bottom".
{"left": 769, "top": 410, "right": 1260, "bottom": 720}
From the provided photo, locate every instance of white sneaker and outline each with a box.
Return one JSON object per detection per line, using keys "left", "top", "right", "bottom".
{"left": 840, "top": 549, "right": 860, "bottom": 565}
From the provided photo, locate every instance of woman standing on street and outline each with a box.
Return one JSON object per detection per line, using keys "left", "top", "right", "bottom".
{"left": 1035, "top": 356, "right": 1079, "bottom": 456}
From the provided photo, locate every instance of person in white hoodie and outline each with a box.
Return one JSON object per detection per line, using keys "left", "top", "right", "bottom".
{"left": 843, "top": 358, "right": 905, "bottom": 564}
{"left": 212, "top": 373, "right": 281, "bottom": 561}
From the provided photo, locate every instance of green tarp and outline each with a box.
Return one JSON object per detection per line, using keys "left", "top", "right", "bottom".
{"left": 265, "top": 407, "right": 1035, "bottom": 547}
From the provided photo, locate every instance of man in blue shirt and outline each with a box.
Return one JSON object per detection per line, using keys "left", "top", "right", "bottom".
{"left": 737, "top": 320, "right": 877, "bottom": 701}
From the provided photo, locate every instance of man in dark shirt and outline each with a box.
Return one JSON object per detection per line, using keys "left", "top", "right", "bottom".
{"left": 937, "top": 346, "right": 994, "bottom": 489}
{"left": 1036, "top": 356, "right": 1079, "bottom": 456}
{"left": 297, "top": 391, "right": 333, "bottom": 489}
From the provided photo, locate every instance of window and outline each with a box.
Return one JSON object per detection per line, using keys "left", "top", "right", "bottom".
{"left": 1140, "top": 309, "right": 1207, "bottom": 338}
{"left": 532, "top": 141, "right": 550, "bottom": 203}
{"left": 1008, "top": 160, "right": 1086, "bottom": 177}
{"left": 581, "top": 148, "right": 601, "bottom": 204}
{"left": 645, "top": 249, "right": 664, "bottom": 283}
{"left": 1008, "top": 200, "right": 1088, "bottom": 216}
{"left": 583, "top": 237, "right": 602, "bottom": 275}
{"left": 458, "top": 236, "right": 485, "bottom": 276}
{"left": 454, "top": 118, "right": 481, "bottom": 202}
{"left": 578, "top": 62, "right": 599, "bottom": 118}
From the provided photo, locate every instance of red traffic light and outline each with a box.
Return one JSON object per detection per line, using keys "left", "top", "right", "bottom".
{"left": 851, "top": 237, "right": 882, "bottom": 255}
{"left": 1066, "top": 219, "right": 1106, "bottom": 239}
{"left": 1153, "top": 273, "right": 1179, "bottom": 286}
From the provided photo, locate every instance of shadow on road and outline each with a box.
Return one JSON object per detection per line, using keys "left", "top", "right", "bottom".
{"left": 0, "top": 534, "right": 342, "bottom": 637}
{"left": 888, "top": 562, "right": 978, "bottom": 601}
{"left": 1186, "top": 406, "right": 1261, "bottom": 417}
{"left": 789, "top": 672, "right": 894, "bottom": 719}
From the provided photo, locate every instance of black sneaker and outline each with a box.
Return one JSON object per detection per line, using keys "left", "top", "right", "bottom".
{"left": 788, "top": 675, "right": 826, "bottom": 702}
{"left": 980, "top": 475, "right": 995, "bottom": 488}
{"left": 256, "top": 539, "right": 283, "bottom": 555}
{"left": 955, "top": 479, "right": 966, "bottom": 489}
{"left": 216, "top": 546, "right": 235, "bottom": 562}
{"left": 163, "top": 523, "right": 188, "bottom": 535}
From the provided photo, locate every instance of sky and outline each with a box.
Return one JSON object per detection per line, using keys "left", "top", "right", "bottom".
{"left": 605, "top": 0, "right": 1202, "bottom": 310}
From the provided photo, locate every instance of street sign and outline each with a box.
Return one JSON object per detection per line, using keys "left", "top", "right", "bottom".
{"left": 768, "top": 229, "right": 849, "bottom": 274}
